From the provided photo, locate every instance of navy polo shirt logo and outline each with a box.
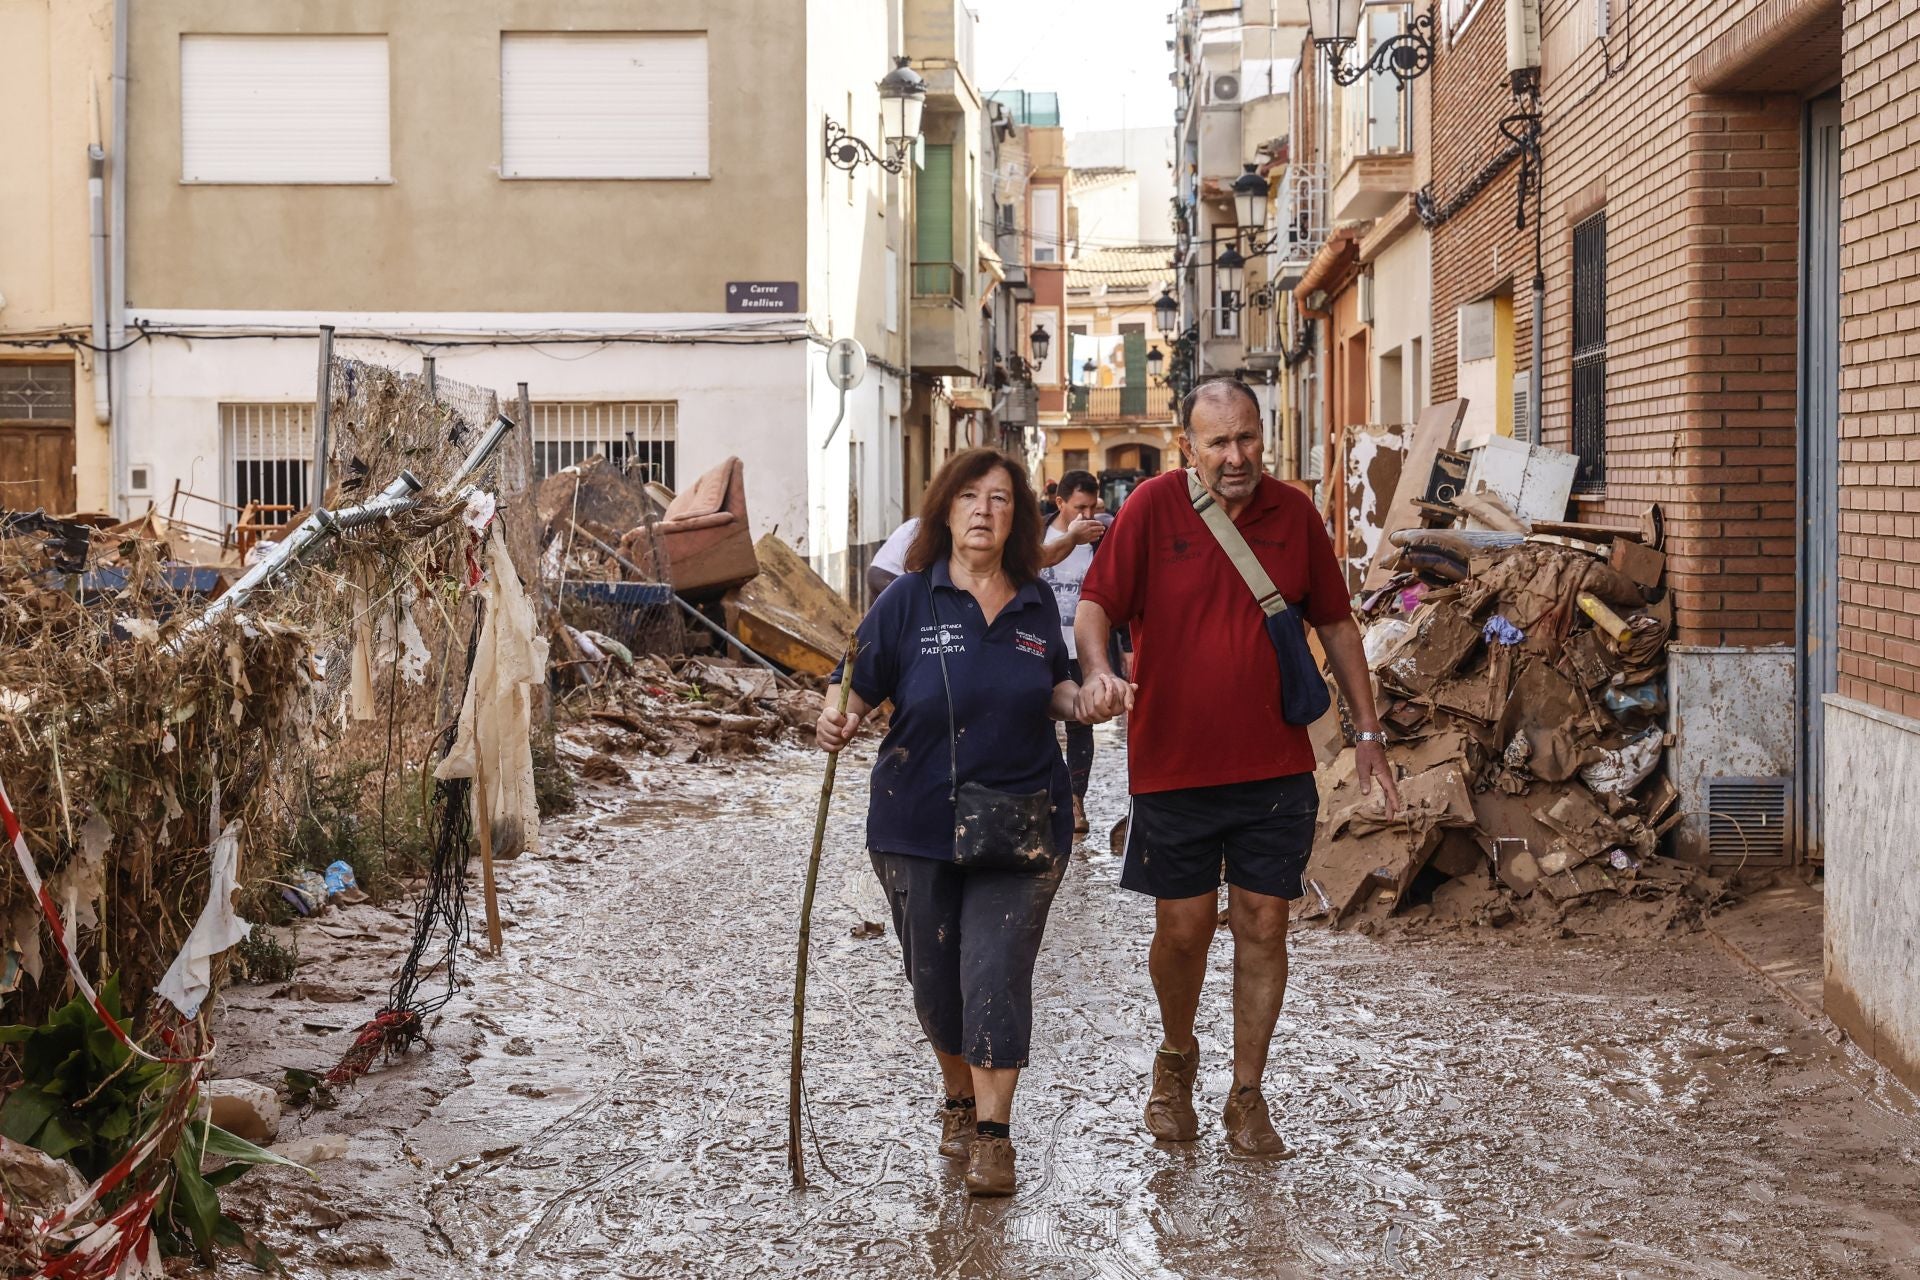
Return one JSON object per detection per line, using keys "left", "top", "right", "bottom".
{"left": 1014, "top": 629, "right": 1048, "bottom": 658}
{"left": 919, "top": 622, "right": 965, "bottom": 655}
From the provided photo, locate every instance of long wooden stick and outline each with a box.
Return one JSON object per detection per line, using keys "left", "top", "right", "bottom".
{"left": 789, "top": 642, "right": 857, "bottom": 1188}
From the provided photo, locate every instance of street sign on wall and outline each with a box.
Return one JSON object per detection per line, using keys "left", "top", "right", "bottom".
{"left": 726, "top": 281, "right": 799, "bottom": 313}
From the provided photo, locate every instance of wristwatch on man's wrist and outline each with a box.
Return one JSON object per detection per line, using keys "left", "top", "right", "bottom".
{"left": 1352, "top": 729, "right": 1388, "bottom": 746}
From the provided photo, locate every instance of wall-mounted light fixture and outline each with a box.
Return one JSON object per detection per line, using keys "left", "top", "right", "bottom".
{"left": 1309, "top": 0, "right": 1437, "bottom": 90}
{"left": 824, "top": 56, "right": 928, "bottom": 175}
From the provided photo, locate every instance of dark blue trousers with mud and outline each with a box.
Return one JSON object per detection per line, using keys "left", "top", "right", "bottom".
{"left": 870, "top": 851, "right": 1065, "bottom": 1069}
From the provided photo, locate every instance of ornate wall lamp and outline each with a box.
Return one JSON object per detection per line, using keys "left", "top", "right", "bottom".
{"left": 1309, "top": 0, "right": 1437, "bottom": 90}
{"left": 824, "top": 56, "right": 928, "bottom": 174}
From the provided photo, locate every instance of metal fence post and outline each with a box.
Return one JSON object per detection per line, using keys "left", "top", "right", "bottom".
{"left": 312, "top": 325, "right": 335, "bottom": 504}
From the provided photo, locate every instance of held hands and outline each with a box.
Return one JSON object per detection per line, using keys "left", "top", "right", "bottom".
{"left": 1069, "top": 517, "right": 1106, "bottom": 546}
{"left": 1353, "top": 739, "right": 1401, "bottom": 819}
{"left": 815, "top": 705, "right": 865, "bottom": 753}
{"left": 1075, "top": 671, "right": 1136, "bottom": 724}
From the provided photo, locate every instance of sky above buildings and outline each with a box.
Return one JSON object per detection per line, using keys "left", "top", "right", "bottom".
{"left": 970, "top": 0, "right": 1177, "bottom": 136}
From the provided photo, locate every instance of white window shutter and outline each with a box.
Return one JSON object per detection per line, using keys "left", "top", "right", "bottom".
{"left": 181, "top": 36, "right": 391, "bottom": 184}
{"left": 501, "top": 33, "right": 710, "bottom": 179}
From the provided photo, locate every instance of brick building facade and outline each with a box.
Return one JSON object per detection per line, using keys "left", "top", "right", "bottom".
{"left": 1418, "top": 0, "right": 1915, "bottom": 1093}
{"left": 1824, "top": 0, "right": 1920, "bottom": 1095}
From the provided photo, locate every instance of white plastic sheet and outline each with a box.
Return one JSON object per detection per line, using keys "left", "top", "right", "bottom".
{"left": 157, "top": 820, "right": 250, "bottom": 1018}
{"left": 435, "top": 523, "right": 549, "bottom": 858}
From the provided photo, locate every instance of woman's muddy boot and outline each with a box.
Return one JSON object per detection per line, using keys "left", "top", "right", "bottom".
{"left": 938, "top": 1098, "right": 977, "bottom": 1159}
{"left": 1072, "top": 795, "right": 1089, "bottom": 834}
{"left": 1145, "top": 1045, "right": 1200, "bottom": 1141}
{"left": 964, "top": 1136, "right": 1017, "bottom": 1197}
{"left": 1222, "top": 1085, "right": 1290, "bottom": 1158}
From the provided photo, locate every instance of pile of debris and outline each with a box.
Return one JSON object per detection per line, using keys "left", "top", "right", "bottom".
{"left": 534, "top": 453, "right": 840, "bottom": 773}
{"left": 1306, "top": 410, "right": 1709, "bottom": 929}
{"left": 556, "top": 653, "right": 822, "bottom": 776}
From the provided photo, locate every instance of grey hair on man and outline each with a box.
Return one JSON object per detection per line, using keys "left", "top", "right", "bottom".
{"left": 1178, "top": 378, "right": 1264, "bottom": 437}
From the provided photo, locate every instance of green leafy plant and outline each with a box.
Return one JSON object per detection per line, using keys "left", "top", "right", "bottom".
{"left": 0, "top": 975, "right": 162, "bottom": 1174}
{"left": 0, "top": 978, "right": 304, "bottom": 1269}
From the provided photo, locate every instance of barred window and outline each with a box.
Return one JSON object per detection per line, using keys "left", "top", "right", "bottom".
{"left": 532, "top": 401, "right": 677, "bottom": 486}
{"left": 221, "top": 403, "right": 315, "bottom": 525}
{"left": 1571, "top": 211, "right": 1607, "bottom": 493}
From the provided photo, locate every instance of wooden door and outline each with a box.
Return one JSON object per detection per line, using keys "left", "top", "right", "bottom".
{"left": 0, "top": 363, "right": 77, "bottom": 513}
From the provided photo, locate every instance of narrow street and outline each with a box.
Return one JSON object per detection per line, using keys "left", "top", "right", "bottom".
{"left": 218, "top": 734, "right": 1920, "bottom": 1280}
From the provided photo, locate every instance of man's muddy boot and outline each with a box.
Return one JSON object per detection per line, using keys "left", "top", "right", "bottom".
{"left": 938, "top": 1100, "right": 976, "bottom": 1159}
{"left": 964, "top": 1136, "right": 1016, "bottom": 1197}
{"left": 1144, "top": 1045, "right": 1200, "bottom": 1141}
{"left": 1072, "top": 795, "right": 1089, "bottom": 835}
{"left": 1222, "top": 1085, "right": 1290, "bottom": 1158}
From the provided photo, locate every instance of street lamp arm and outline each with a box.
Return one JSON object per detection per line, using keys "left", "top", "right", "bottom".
{"left": 1318, "top": 2, "right": 1437, "bottom": 89}
{"left": 824, "top": 118, "right": 910, "bottom": 175}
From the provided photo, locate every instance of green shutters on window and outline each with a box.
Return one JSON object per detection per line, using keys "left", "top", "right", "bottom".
{"left": 914, "top": 144, "right": 954, "bottom": 297}
{"left": 1122, "top": 331, "right": 1148, "bottom": 416}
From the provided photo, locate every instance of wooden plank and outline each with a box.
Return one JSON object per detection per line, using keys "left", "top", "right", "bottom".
{"left": 1529, "top": 518, "right": 1646, "bottom": 542}
{"left": 726, "top": 533, "right": 859, "bottom": 677}
{"left": 1361, "top": 399, "right": 1468, "bottom": 592}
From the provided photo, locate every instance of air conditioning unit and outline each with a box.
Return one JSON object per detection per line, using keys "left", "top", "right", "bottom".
{"left": 1211, "top": 72, "right": 1241, "bottom": 104}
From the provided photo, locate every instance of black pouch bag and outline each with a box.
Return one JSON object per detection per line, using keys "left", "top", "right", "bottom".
{"left": 928, "top": 580, "right": 1056, "bottom": 873}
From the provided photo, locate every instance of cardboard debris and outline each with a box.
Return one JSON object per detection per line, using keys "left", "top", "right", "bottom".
{"left": 1308, "top": 464, "right": 1683, "bottom": 923}
{"left": 1381, "top": 605, "right": 1484, "bottom": 695}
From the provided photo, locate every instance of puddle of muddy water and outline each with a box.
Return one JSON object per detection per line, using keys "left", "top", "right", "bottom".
{"left": 212, "top": 737, "right": 1920, "bottom": 1280}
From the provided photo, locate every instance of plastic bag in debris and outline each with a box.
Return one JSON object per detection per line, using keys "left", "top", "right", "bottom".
{"left": 570, "top": 627, "right": 606, "bottom": 664}
{"left": 282, "top": 868, "right": 330, "bottom": 917}
{"left": 1580, "top": 729, "right": 1663, "bottom": 798}
{"left": 157, "top": 820, "right": 250, "bottom": 1018}
{"left": 1482, "top": 615, "right": 1525, "bottom": 646}
{"left": 323, "top": 860, "right": 357, "bottom": 896}
{"left": 1603, "top": 679, "right": 1666, "bottom": 725}
{"left": 583, "top": 629, "right": 635, "bottom": 670}
{"left": 1364, "top": 618, "right": 1417, "bottom": 670}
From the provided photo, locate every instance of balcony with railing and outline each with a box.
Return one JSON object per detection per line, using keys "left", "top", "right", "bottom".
{"left": 1329, "top": 3, "right": 1417, "bottom": 222}
{"left": 1066, "top": 384, "right": 1174, "bottom": 423}
{"left": 1271, "top": 161, "right": 1329, "bottom": 289}
{"left": 911, "top": 261, "right": 978, "bottom": 376}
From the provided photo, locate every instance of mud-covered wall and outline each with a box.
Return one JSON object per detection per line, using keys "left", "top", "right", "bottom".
{"left": 1822, "top": 695, "right": 1920, "bottom": 1096}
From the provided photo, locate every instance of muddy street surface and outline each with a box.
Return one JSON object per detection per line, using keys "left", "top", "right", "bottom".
{"left": 215, "top": 731, "right": 1920, "bottom": 1279}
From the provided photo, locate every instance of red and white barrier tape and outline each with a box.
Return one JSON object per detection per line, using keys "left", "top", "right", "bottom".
{"left": 1, "top": 768, "right": 217, "bottom": 1277}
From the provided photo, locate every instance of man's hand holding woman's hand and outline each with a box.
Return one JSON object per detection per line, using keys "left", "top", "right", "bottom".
{"left": 1075, "top": 671, "right": 1136, "bottom": 724}
{"left": 816, "top": 705, "right": 865, "bottom": 753}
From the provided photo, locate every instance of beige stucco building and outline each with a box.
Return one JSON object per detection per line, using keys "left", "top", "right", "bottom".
{"left": 112, "top": 0, "right": 949, "bottom": 582}
{"left": 0, "top": 0, "right": 116, "bottom": 514}
{"left": 1057, "top": 245, "right": 1177, "bottom": 494}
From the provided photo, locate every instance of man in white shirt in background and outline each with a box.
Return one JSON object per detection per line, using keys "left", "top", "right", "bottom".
{"left": 866, "top": 516, "right": 922, "bottom": 599}
{"left": 1038, "top": 470, "right": 1108, "bottom": 835}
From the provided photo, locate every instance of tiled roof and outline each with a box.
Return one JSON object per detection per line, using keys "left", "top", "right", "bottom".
{"left": 1071, "top": 166, "right": 1134, "bottom": 190}
{"left": 1066, "top": 244, "right": 1177, "bottom": 292}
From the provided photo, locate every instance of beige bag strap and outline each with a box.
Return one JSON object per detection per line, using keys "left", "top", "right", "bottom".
{"left": 1187, "top": 468, "right": 1290, "bottom": 619}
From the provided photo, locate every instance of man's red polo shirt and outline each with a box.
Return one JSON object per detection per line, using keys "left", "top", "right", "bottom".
{"left": 1080, "top": 468, "right": 1352, "bottom": 795}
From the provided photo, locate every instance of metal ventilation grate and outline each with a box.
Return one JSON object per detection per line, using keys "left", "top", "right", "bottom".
{"left": 1705, "top": 777, "right": 1793, "bottom": 864}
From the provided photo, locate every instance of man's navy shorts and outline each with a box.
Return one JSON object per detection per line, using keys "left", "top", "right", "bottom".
{"left": 1120, "top": 773, "right": 1320, "bottom": 901}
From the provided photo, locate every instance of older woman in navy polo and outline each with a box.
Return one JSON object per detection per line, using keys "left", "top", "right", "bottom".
{"left": 818, "top": 448, "right": 1083, "bottom": 1198}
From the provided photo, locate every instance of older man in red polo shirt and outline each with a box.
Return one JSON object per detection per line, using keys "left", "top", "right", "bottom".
{"left": 1075, "top": 377, "right": 1398, "bottom": 1158}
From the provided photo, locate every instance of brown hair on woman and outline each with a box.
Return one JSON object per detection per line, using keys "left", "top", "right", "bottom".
{"left": 905, "top": 448, "right": 1044, "bottom": 585}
